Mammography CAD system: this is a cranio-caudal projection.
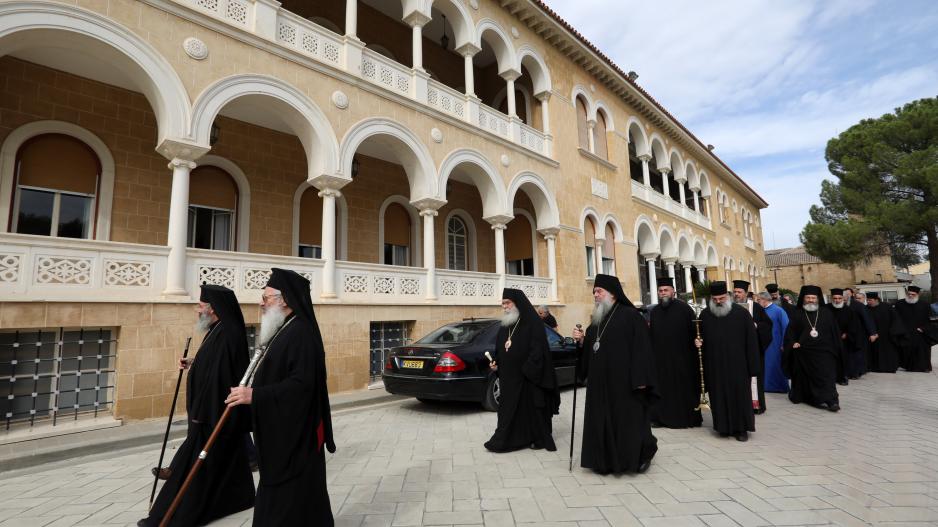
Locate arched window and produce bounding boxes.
[383,203,411,266]
[188,166,238,251]
[628,133,643,183]
[594,111,609,160]
[505,214,534,276]
[584,217,597,277]
[297,186,340,259]
[649,153,664,194]
[602,224,616,275]
[446,215,468,271]
[11,134,100,239]
[576,96,589,151]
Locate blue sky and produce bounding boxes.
[545,0,938,249]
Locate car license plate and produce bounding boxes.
[401,359,423,369]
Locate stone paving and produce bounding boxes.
[1,365,937,526]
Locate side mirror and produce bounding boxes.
[563,337,576,347]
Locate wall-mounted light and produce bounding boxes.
[351,155,361,179]
[440,15,450,49]
[210,122,221,146]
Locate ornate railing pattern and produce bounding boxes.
[361,49,411,97]
[276,11,343,67]
[426,80,466,121]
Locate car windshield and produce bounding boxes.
[417,321,493,345]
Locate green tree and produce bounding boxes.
[801,96,938,297]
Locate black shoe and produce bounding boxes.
[735,431,749,442]
[828,403,840,412]
[754,408,765,415]
[837,381,848,386]
[151,467,171,480]
[818,402,830,410]
[637,460,652,473]
[137,520,151,527]
[650,421,661,428]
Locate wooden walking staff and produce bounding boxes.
[690,289,710,411]
[149,337,191,509]
[569,323,582,472]
[158,345,268,527]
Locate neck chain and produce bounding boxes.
[593,303,619,353]
[504,319,521,351]
[805,310,819,338]
[247,315,295,385]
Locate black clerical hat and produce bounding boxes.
[866,291,879,299]
[907,285,921,293]
[732,280,750,291]
[656,277,674,288]
[709,281,728,295]
[267,268,316,327]
[593,274,633,307]
[830,288,844,296]
[199,284,246,339]
[797,285,824,307]
[766,283,779,293]
[502,288,539,324]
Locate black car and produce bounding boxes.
[383,318,579,411]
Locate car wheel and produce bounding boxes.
[482,376,500,412]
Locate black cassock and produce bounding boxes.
[485,320,559,452]
[700,305,759,436]
[251,316,335,527]
[826,305,860,383]
[848,301,875,376]
[648,300,702,428]
[144,321,255,527]
[894,300,933,372]
[783,308,841,408]
[578,305,658,474]
[868,304,906,373]
[746,302,773,412]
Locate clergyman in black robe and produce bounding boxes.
[782,285,842,412]
[844,288,876,378]
[141,285,255,527]
[485,288,559,452]
[697,281,759,442]
[825,289,860,385]
[226,268,335,527]
[894,286,933,372]
[867,292,906,373]
[733,280,772,414]
[648,277,701,429]
[767,283,797,321]
[574,274,658,474]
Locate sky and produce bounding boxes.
[544,0,938,249]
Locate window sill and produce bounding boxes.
[578,148,617,170]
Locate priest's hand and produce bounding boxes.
[841,333,847,340]
[226,387,252,407]
[793,343,801,349]
[572,327,585,343]
[489,361,498,371]
[178,357,193,370]
[870,334,879,343]
[694,338,703,348]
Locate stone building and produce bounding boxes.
[0,0,768,427]
[765,246,895,295]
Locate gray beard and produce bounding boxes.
[832,302,845,309]
[259,305,288,347]
[803,303,819,312]
[591,297,614,326]
[906,296,919,304]
[658,296,671,307]
[709,299,732,318]
[195,312,213,334]
[500,308,520,327]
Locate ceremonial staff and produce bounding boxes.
[149,337,191,509]
[569,323,582,472]
[690,289,710,411]
[159,345,267,527]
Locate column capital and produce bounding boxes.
[156,138,209,163]
[167,158,196,170]
[403,11,431,28]
[637,154,652,163]
[679,260,696,267]
[662,257,678,265]
[485,214,514,229]
[538,227,560,239]
[317,188,342,199]
[456,42,482,57]
[499,68,522,82]
[535,90,552,102]
[659,167,671,175]
[641,251,660,259]
[310,173,351,192]
[411,197,446,213]
[587,119,597,130]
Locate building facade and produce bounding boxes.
[765,246,896,298]
[0,0,768,427]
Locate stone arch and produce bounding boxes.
[571,85,594,113]
[706,243,719,267]
[426,0,474,49]
[685,162,700,190]
[438,148,508,219]
[626,117,650,157]
[669,149,686,182]
[658,225,678,259]
[507,171,560,230]
[0,1,190,146]
[442,208,478,271]
[475,19,516,73]
[517,46,551,95]
[492,83,533,123]
[693,239,706,266]
[634,215,658,255]
[699,171,712,197]
[511,207,540,276]
[601,214,625,243]
[677,233,693,263]
[291,181,348,259]
[196,155,251,252]
[0,120,115,239]
[341,117,437,200]
[377,195,422,266]
[192,74,340,179]
[649,134,669,170]
[593,102,615,131]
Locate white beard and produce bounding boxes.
[803,303,819,312]
[500,307,520,327]
[659,296,671,307]
[195,312,213,334]
[708,299,732,318]
[832,301,844,309]
[259,305,288,347]
[591,297,615,326]
[906,296,919,304]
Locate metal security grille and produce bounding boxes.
[369,322,409,381]
[0,328,116,430]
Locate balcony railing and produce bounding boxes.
[171,0,551,158]
[630,180,712,230]
[744,238,756,250]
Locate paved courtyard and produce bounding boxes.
[1,366,937,526]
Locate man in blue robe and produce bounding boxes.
[756,292,789,393]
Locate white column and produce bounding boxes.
[163,158,196,296]
[493,223,507,291]
[587,119,596,153]
[543,231,558,302]
[319,189,340,298]
[463,54,475,96]
[639,155,651,186]
[537,92,551,135]
[683,265,693,293]
[666,260,676,281]
[505,78,517,117]
[411,23,424,71]
[693,189,701,212]
[678,181,687,206]
[594,237,605,275]
[421,208,437,300]
[646,256,659,305]
[345,0,357,38]
[660,168,671,197]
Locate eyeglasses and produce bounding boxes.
[261,293,282,303]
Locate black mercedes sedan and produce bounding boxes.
[382,318,579,411]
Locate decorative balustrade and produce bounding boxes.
[276,10,343,68]
[630,181,713,230]
[518,122,547,156]
[360,49,411,97]
[436,269,499,305]
[505,275,552,305]
[477,105,511,141]
[744,238,755,250]
[336,261,425,302]
[426,79,466,121]
[185,0,252,27]
[0,234,168,301]
[187,248,324,302]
